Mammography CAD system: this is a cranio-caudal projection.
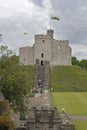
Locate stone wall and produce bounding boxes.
[51,40,71,65]
[19,46,34,65]
[26,107,75,130]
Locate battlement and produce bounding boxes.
[35,29,54,40]
[35,34,52,40]
[19,46,32,50]
[52,40,69,46]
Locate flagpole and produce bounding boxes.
[50,16,60,30]
[50,18,52,30]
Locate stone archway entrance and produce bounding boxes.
[41,60,44,66]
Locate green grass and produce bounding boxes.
[51,92,87,129]
[51,92,87,116]
[50,65,87,92]
[51,66,87,129]
[75,120,87,130]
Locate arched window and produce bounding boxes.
[41,53,44,58]
[42,40,45,42]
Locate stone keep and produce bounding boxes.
[19,30,72,66]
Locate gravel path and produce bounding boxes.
[70,116,87,120]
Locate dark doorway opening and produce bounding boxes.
[41,60,43,66]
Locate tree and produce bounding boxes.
[0,55,28,112]
[0,100,15,130]
[0,55,28,118]
[0,45,16,58]
[0,53,34,115]
[79,59,87,70]
[72,56,79,65]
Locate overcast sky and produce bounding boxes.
[0,0,87,60]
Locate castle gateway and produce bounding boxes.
[19,30,72,66]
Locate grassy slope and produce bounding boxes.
[51,92,87,130]
[50,65,87,92]
[50,66,87,130]
[51,92,87,116]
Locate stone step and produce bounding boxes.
[34,64,50,89]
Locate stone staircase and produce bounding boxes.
[44,62,50,89]
[18,61,75,130]
[34,61,50,90]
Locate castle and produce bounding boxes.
[19,30,72,66]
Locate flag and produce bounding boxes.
[51,16,60,20]
[24,32,28,35]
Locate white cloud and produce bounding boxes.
[0,0,34,18]
[0,0,53,53]
[0,0,87,59]
[42,0,52,11]
[71,44,87,60]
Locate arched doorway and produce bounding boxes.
[41,60,44,66]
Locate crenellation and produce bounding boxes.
[35,35,44,39]
[35,35,52,40]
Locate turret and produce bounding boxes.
[47,29,54,39]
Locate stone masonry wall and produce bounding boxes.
[19,46,34,65]
[51,40,72,65]
[34,34,52,65]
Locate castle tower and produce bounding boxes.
[34,30,53,66]
[19,30,72,66]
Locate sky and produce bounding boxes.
[0,0,87,60]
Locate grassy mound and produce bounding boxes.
[50,65,87,92]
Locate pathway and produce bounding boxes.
[25,90,52,109]
[70,116,87,120]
